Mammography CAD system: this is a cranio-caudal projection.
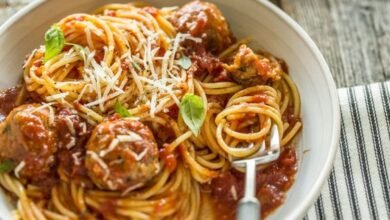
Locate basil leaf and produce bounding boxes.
[44,26,65,62]
[180,94,205,135]
[177,56,192,70]
[0,160,14,173]
[114,100,132,118]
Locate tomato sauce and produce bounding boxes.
[251,94,268,103]
[166,104,179,119]
[0,87,21,121]
[159,147,178,172]
[98,199,118,219]
[143,7,159,17]
[205,148,297,219]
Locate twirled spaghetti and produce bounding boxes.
[0,1,302,219]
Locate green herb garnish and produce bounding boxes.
[114,100,132,118]
[180,94,206,135]
[44,25,65,62]
[0,160,14,173]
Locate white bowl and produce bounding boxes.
[0,0,340,219]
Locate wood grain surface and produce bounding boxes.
[276,0,390,88]
[1,0,389,219]
[2,0,390,88]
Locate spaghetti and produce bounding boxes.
[0,1,302,219]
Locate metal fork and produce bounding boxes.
[233,124,280,220]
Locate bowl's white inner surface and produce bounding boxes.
[0,0,337,219]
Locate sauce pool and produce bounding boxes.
[0,87,21,121]
[204,148,298,219]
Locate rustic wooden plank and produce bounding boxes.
[280,0,390,88]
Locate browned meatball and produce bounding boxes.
[0,104,57,181]
[223,45,282,86]
[171,0,234,54]
[85,118,160,192]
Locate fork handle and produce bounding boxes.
[236,160,260,220]
[237,197,260,220]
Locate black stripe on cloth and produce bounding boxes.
[314,195,325,220]
[381,83,390,141]
[380,83,390,219]
[365,86,390,219]
[348,88,379,219]
[328,168,343,219]
[339,111,361,220]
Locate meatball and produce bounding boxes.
[85,118,160,192]
[223,45,282,86]
[0,104,57,181]
[171,0,234,54]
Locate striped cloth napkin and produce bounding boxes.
[305,82,390,220]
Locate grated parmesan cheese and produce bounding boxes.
[121,182,144,196]
[230,185,238,201]
[82,51,125,112]
[45,92,69,102]
[109,158,124,166]
[14,161,26,179]
[40,27,202,123]
[99,138,119,157]
[122,33,199,117]
[72,152,82,165]
[125,148,149,162]
[48,106,55,126]
[99,131,143,157]
[107,180,118,190]
[64,117,76,136]
[87,151,110,181]
[79,122,87,135]
[117,132,142,142]
[65,137,76,149]
[31,102,54,113]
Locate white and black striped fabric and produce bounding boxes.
[305,82,390,220]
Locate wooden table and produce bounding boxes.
[2,0,390,88]
[272,0,390,88]
[2,0,389,219]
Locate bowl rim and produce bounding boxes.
[0,0,341,219]
[255,0,340,219]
